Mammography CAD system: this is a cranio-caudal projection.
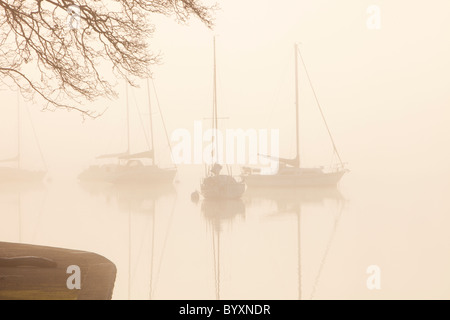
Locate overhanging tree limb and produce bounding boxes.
[0,0,216,117]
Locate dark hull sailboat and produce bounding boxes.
[201,174,246,200]
[200,38,246,200]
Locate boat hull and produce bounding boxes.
[108,166,177,185]
[201,175,246,199]
[79,165,177,185]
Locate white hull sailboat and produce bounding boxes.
[242,44,347,188]
[0,93,46,184]
[109,159,176,184]
[79,159,176,185]
[78,79,176,185]
[243,167,346,188]
[200,38,246,200]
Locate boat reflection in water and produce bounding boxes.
[244,186,346,300]
[80,179,176,300]
[245,186,344,211]
[79,180,176,214]
[0,181,119,300]
[200,198,245,300]
[0,181,47,244]
[113,183,176,215]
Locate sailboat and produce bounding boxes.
[199,37,246,200]
[77,83,133,183]
[78,79,177,184]
[108,79,177,184]
[242,44,348,187]
[0,93,46,184]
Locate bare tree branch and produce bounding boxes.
[0,0,216,117]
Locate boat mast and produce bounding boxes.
[17,91,21,169]
[295,43,300,169]
[212,36,218,165]
[147,79,155,165]
[126,82,130,155]
[211,37,232,175]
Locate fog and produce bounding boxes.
[1,0,449,299]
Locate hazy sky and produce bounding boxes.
[1,1,450,300]
[0,0,449,180]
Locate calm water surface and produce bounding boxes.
[1,168,449,300]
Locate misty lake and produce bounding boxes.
[1,167,449,300]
